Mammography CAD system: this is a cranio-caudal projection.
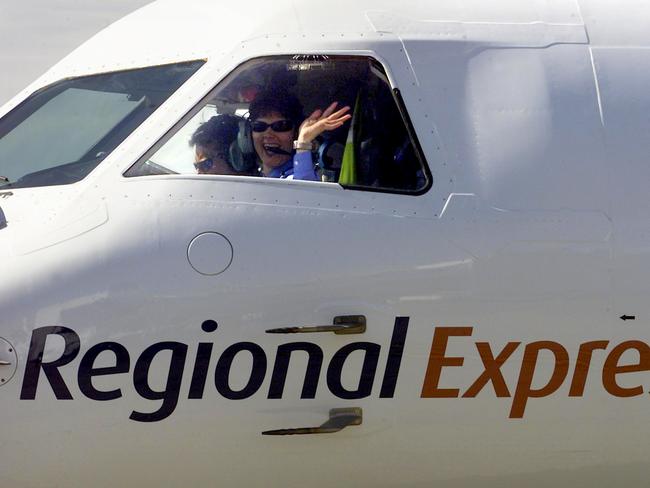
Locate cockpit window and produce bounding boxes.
[126,56,430,194]
[0,61,204,189]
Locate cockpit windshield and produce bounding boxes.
[0,61,204,190]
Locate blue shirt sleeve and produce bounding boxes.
[292,151,318,181]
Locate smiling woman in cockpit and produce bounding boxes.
[248,88,351,180]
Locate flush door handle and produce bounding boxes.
[265,315,366,335]
[262,408,362,436]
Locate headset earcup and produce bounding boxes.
[228,118,257,173]
[238,119,255,156]
[229,140,257,173]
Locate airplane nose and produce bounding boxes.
[0,338,17,386]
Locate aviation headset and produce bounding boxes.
[229,118,257,173]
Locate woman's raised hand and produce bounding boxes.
[297,102,352,144]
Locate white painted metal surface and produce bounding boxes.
[1,0,650,486]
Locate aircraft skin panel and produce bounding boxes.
[589,46,650,365]
[0,177,628,486]
[0,176,618,486]
[578,0,650,47]
[399,41,608,211]
[1,0,650,486]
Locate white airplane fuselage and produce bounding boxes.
[1,0,650,486]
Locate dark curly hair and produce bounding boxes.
[189,114,240,160]
[248,88,303,125]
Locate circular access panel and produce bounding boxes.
[0,338,17,386]
[187,232,233,276]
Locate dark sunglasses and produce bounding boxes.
[251,119,294,133]
[194,158,214,172]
